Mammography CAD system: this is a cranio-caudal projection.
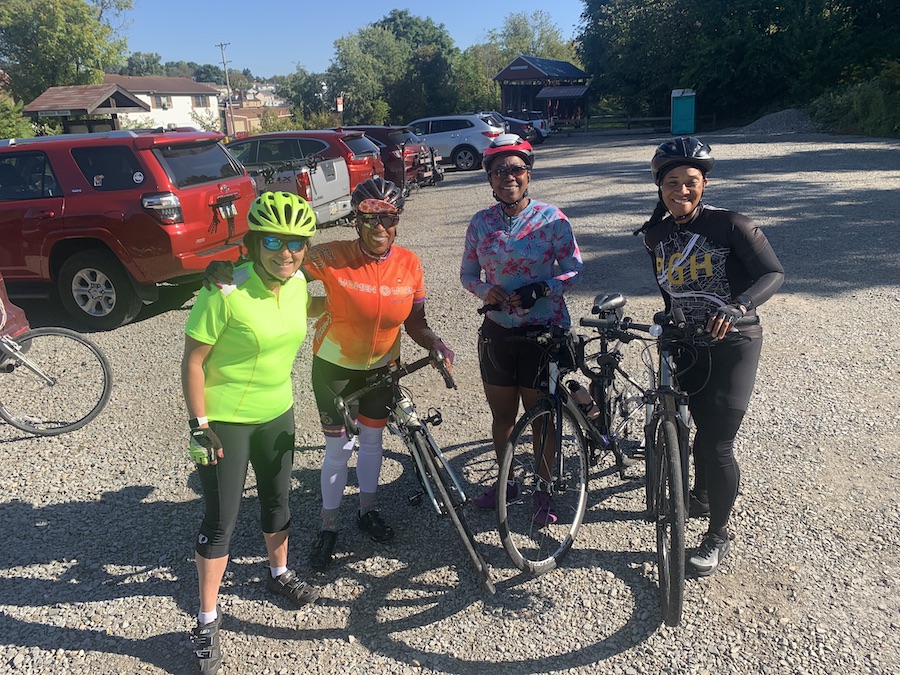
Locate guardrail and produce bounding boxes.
[551,113,717,135]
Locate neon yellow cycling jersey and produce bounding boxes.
[185,262,308,424]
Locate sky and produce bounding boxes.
[122,1,587,79]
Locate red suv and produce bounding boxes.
[0,129,255,329]
[341,126,442,189]
[228,130,383,193]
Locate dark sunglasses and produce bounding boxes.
[357,213,400,229]
[490,165,530,178]
[261,236,307,253]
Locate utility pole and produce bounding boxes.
[215,42,236,136]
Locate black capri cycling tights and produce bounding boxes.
[690,407,745,533]
[195,408,295,559]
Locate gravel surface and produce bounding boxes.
[2,118,899,674]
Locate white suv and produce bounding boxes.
[407,114,503,171]
[517,111,551,143]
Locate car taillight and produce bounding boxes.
[142,192,183,224]
[482,132,501,138]
[296,171,313,202]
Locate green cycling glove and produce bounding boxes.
[189,427,222,465]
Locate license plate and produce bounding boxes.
[217,202,237,219]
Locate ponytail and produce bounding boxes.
[633,199,669,236]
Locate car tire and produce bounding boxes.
[452,146,479,171]
[57,250,142,330]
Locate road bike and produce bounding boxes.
[334,351,496,594]
[583,300,758,626]
[494,293,645,576]
[0,326,113,436]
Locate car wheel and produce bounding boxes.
[452,146,479,171]
[57,250,142,330]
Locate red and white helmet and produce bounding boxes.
[483,134,534,172]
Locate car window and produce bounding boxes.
[388,130,421,145]
[342,136,380,157]
[297,139,328,157]
[227,141,257,164]
[255,139,299,164]
[409,122,429,136]
[72,146,145,191]
[431,119,472,133]
[153,141,243,188]
[0,152,60,200]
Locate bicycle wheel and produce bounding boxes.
[0,327,113,436]
[498,398,588,575]
[655,419,686,626]
[411,430,496,594]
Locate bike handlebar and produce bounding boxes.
[333,351,456,436]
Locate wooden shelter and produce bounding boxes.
[494,56,589,125]
[23,84,150,133]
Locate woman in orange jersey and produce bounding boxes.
[304,177,454,572]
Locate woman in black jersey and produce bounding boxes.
[639,137,784,576]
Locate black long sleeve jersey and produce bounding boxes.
[643,204,784,339]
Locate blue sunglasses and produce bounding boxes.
[261,236,307,253]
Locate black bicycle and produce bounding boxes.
[0,326,113,435]
[494,294,645,576]
[583,300,757,626]
[334,351,496,594]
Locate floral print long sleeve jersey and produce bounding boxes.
[460,200,583,329]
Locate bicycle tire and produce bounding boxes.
[655,419,686,626]
[0,327,113,436]
[498,398,588,575]
[411,430,496,594]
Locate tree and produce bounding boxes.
[165,60,199,78]
[452,45,503,113]
[488,11,580,66]
[193,64,225,85]
[0,0,127,104]
[122,51,164,76]
[0,92,34,138]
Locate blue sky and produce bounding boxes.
[122,1,586,78]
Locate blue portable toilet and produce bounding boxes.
[671,89,696,135]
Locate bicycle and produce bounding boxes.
[493,293,645,577]
[334,351,496,595]
[0,327,113,436]
[582,300,758,626]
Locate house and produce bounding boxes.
[494,56,590,126]
[102,75,221,130]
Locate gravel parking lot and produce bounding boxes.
[2,120,899,674]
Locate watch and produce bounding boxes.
[188,416,209,430]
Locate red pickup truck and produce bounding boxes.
[0,129,256,329]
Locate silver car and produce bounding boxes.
[407,114,504,171]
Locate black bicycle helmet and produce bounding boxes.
[650,137,714,185]
[351,176,405,213]
[483,133,534,172]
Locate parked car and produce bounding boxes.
[0,128,255,329]
[407,114,504,171]
[225,134,352,228]
[230,130,382,193]
[502,116,539,144]
[514,111,551,143]
[341,125,442,189]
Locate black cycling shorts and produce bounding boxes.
[674,335,763,413]
[477,318,553,389]
[311,355,392,428]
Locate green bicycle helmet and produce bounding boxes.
[247,191,317,236]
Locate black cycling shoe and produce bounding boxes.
[191,610,222,674]
[309,530,338,572]
[265,569,321,608]
[689,490,710,519]
[357,510,395,542]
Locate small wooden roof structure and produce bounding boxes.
[494,56,589,84]
[493,56,590,123]
[23,84,150,119]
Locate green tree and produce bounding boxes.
[194,64,225,85]
[0,92,34,138]
[488,11,580,65]
[0,0,127,104]
[165,60,199,78]
[451,45,503,113]
[122,51,164,76]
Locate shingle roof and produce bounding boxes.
[535,85,589,100]
[23,84,150,116]
[103,75,219,96]
[518,56,587,79]
[494,55,588,82]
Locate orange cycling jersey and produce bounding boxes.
[304,239,425,369]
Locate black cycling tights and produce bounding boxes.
[690,406,745,534]
[195,409,295,559]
